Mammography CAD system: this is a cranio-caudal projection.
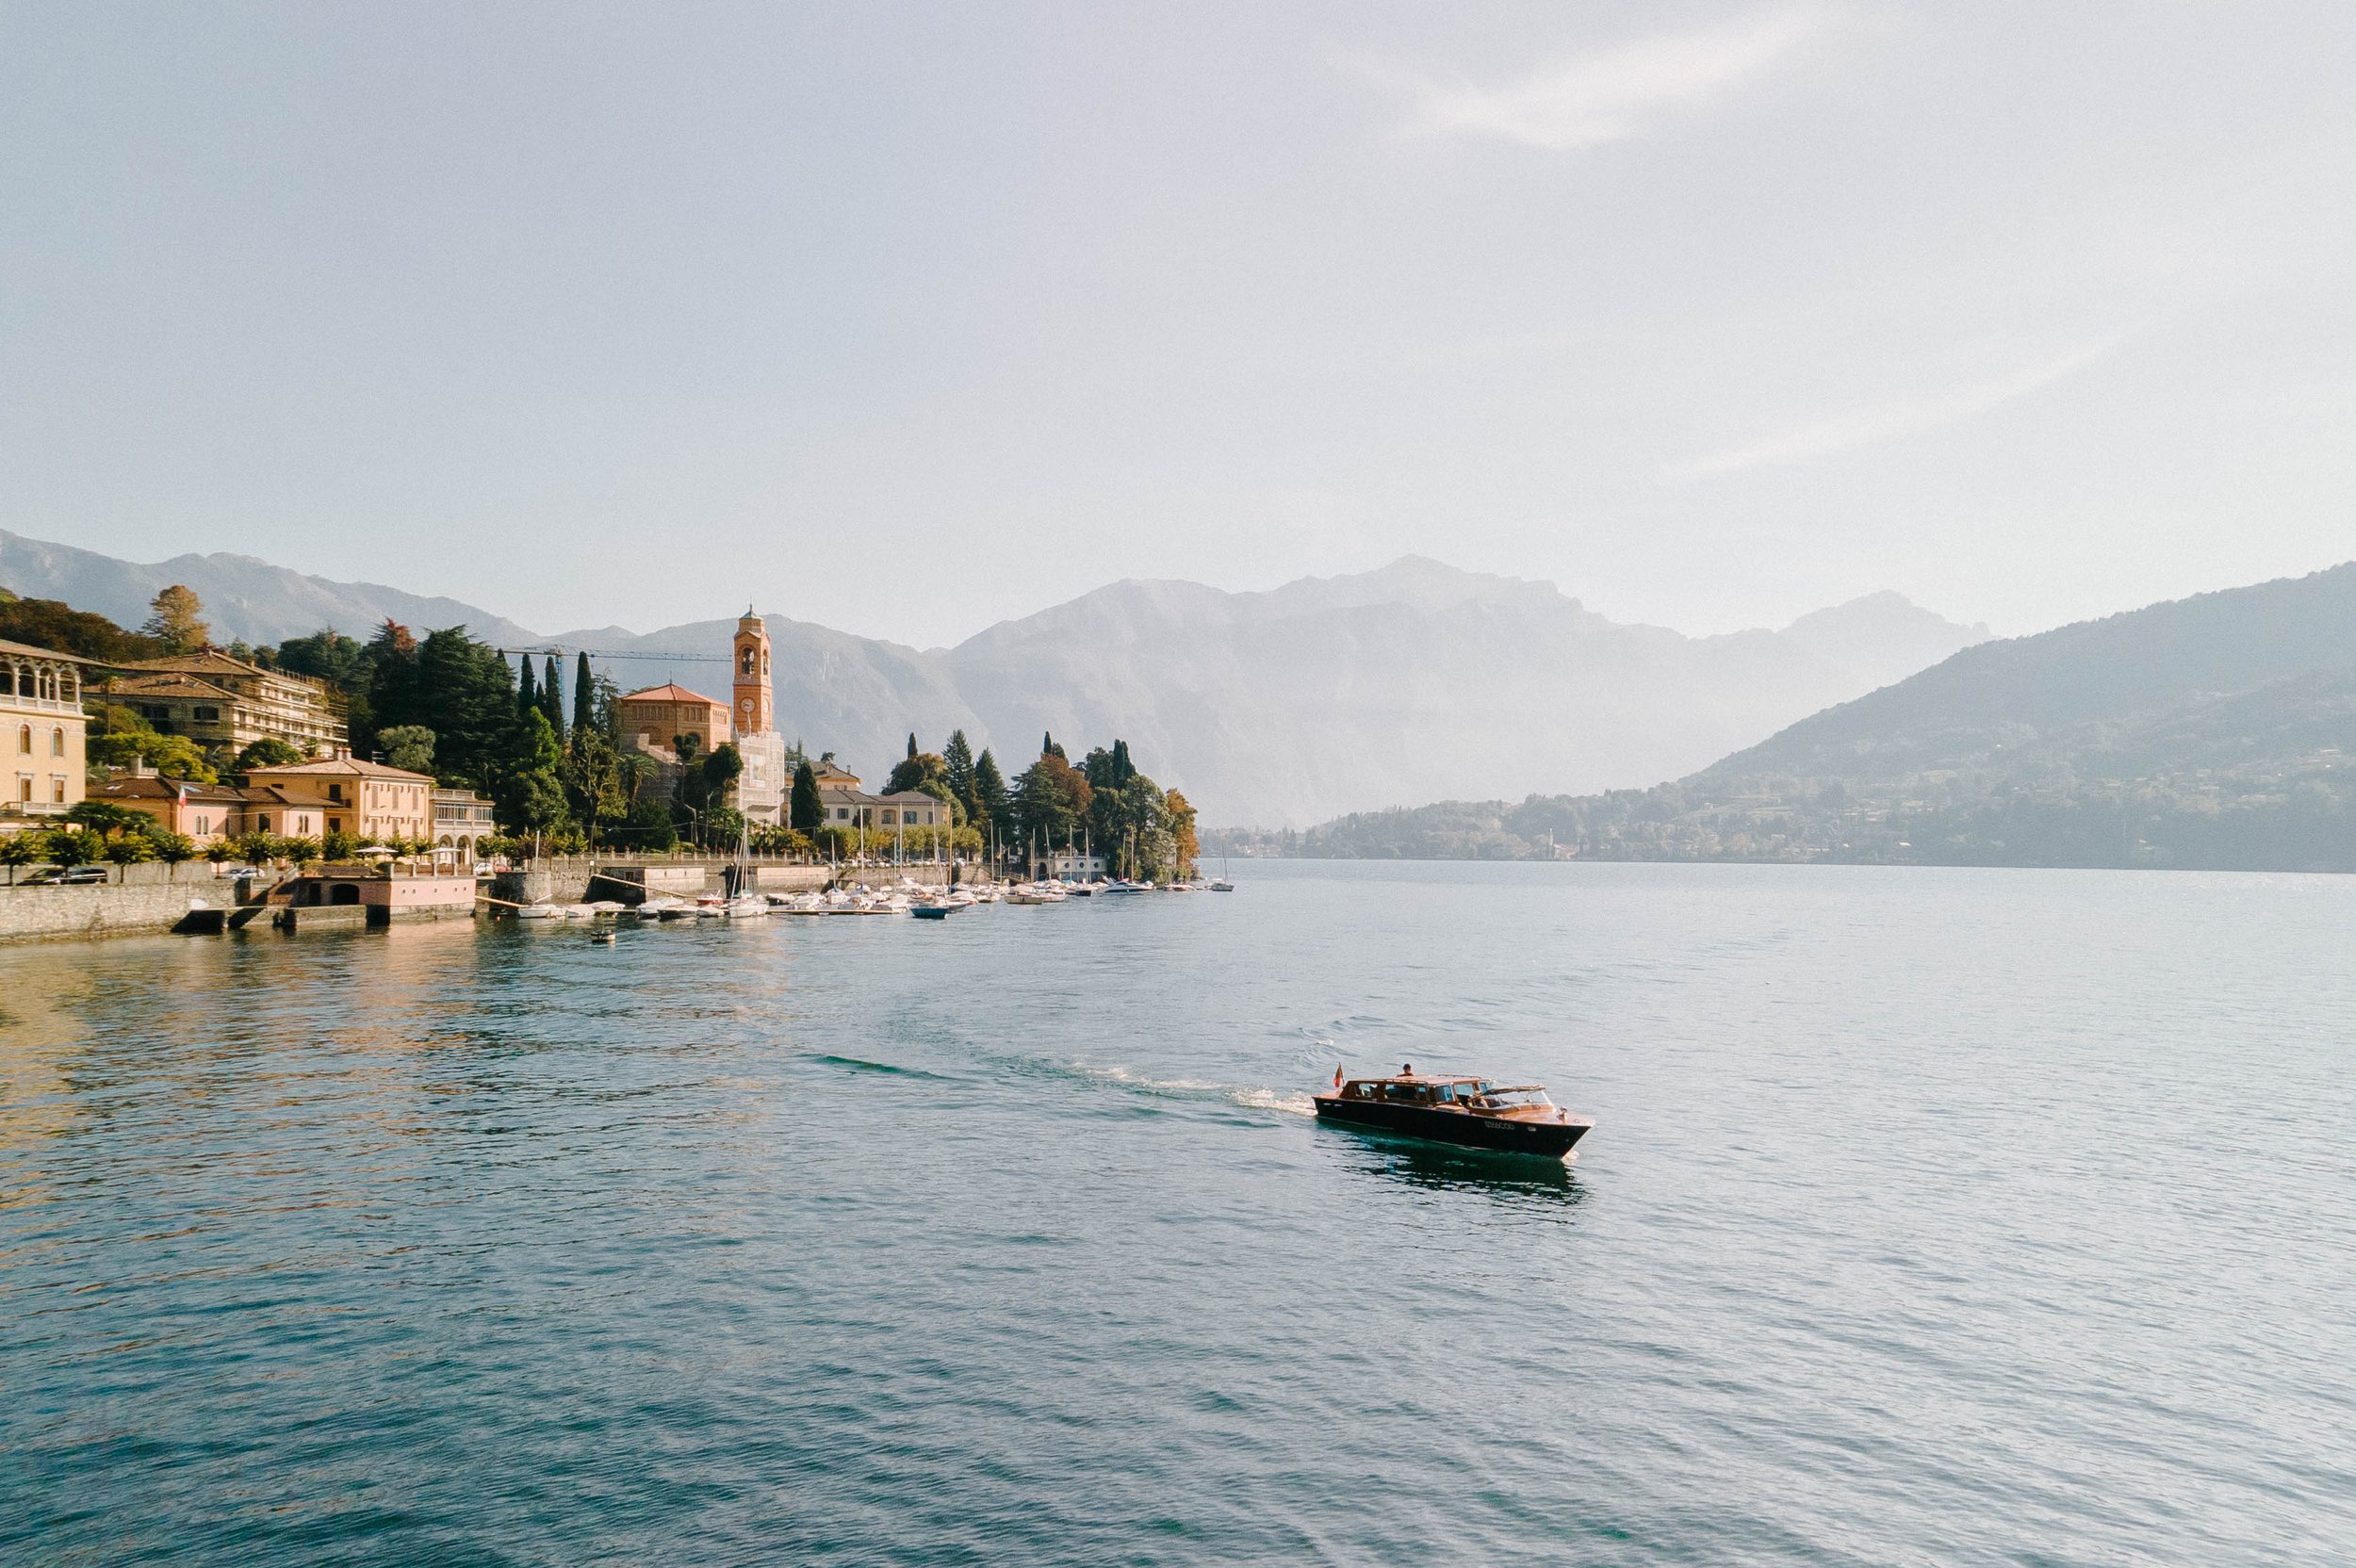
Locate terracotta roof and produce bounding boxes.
[91,775,249,805]
[617,683,725,707]
[0,637,93,663]
[117,650,269,678]
[242,756,434,782]
[810,760,861,782]
[106,671,242,701]
[816,786,950,809]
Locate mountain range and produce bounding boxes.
[0,528,1988,825]
[1261,564,2356,872]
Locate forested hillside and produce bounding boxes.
[1238,565,2356,873]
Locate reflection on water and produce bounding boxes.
[1319,1121,1587,1208]
[3,862,2352,1566]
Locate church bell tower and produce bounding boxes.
[733,608,773,736]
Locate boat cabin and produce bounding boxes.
[1330,1076,1556,1114]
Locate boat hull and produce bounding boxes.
[1312,1096,1592,1160]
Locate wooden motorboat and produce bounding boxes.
[1313,1070,1593,1161]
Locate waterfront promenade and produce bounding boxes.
[0,852,983,944]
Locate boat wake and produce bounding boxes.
[1076,1064,1318,1119]
[1231,1087,1318,1118]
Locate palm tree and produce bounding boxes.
[618,751,661,808]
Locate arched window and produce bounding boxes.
[16,724,27,755]
[51,727,64,757]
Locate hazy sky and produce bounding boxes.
[4,2,2352,645]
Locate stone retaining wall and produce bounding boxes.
[0,865,227,942]
[494,859,975,907]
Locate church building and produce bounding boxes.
[729,609,788,825]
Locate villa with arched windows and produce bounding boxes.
[1,637,90,825]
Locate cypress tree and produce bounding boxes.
[515,656,536,721]
[540,654,564,738]
[572,651,596,738]
[907,732,919,760]
[790,760,823,832]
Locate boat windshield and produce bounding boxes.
[1465,1086,1551,1108]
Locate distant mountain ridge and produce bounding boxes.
[2,529,1988,824]
[1260,564,2356,872]
[545,558,1988,824]
[0,529,542,649]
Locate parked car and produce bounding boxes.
[25,865,108,886]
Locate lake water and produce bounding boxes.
[2,861,2351,1565]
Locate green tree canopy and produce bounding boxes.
[2,831,53,883]
[571,651,597,738]
[620,792,678,849]
[497,708,567,838]
[232,738,303,775]
[0,596,162,662]
[942,729,976,820]
[377,628,516,792]
[67,800,150,836]
[1083,740,1138,792]
[539,655,564,738]
[973,748,1009,850]
[274,630,368,687]
[886,747,947,794]
[790,760,824,832]
[88,708,218,783]
[1013,750,1091,849]
[378,725,435,776]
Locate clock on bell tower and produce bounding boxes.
[732,607,773,736]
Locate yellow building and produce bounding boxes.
[432,789,498,864]
[101,650,346,757]
[239,754,437,842]
[86,770,253,845]
[2,637,90,824]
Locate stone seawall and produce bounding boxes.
[494,860,976,906]
[0,859,985,939]
[0,863,230,942]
